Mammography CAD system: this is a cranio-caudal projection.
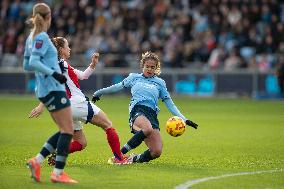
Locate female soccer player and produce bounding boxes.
[29,37,130,165]
[23,3,77,183]
[92,51,198,163]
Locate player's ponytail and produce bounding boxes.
[25,18,34,29]
[30,3,51,39]
[32,13,45,38]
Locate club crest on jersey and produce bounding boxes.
[35,40,43,49]
[61,97,67,104]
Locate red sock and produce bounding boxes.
[106,127,123,160]
[69,140,83,154]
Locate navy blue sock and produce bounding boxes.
[134,149,154,163]
[121,130,146,154]
[40,132,60,158]
[55,133,73,170]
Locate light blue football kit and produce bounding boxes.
[94,73,187,121]
[23,32,65,98]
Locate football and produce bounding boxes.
[166,116,186,137]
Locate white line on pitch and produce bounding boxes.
[174,169,284,189]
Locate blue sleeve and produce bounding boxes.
[164,98,187,121]
[93,82,124,97]
[23,57,34,71]
[29,33,54,75]
[159,79,171,101]
[121,73,134,88]
[23,38,33,71]
[29,55,54,75]
[31,33,49,57]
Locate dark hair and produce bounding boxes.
[51,37,66,60]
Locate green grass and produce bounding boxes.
[0,95,284,189]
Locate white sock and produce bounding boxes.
[35,153,45,164]
[53,168,63,176]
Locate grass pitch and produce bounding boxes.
[0,95,283,189]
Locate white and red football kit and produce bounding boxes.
[57,59,125,162]
[59,59,100,130]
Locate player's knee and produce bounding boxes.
[101,119,113,130]
[151,148,162,158]
[142,127,154,136]
[81,141,87,149]
[106,119,112,127]
[60,127,74,135]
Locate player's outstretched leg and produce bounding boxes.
[128,149,155,163]
[90,110,131,164]
[120,130,147,154]
[105,127,124,160]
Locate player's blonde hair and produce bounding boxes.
[140,51,161,75]
[27,3,51,39]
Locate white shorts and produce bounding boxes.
[70,100,101,131]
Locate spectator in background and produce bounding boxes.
[208,45,225,69]
[224,49,241,71]
[0,0,283,70]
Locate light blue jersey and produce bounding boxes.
[23,32,65,98]
[122,73,169,113]
[94,73,187,121]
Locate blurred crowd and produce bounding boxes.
[0,0,284,71]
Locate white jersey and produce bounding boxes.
[59,59,90,103]
[59,59,100,130]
